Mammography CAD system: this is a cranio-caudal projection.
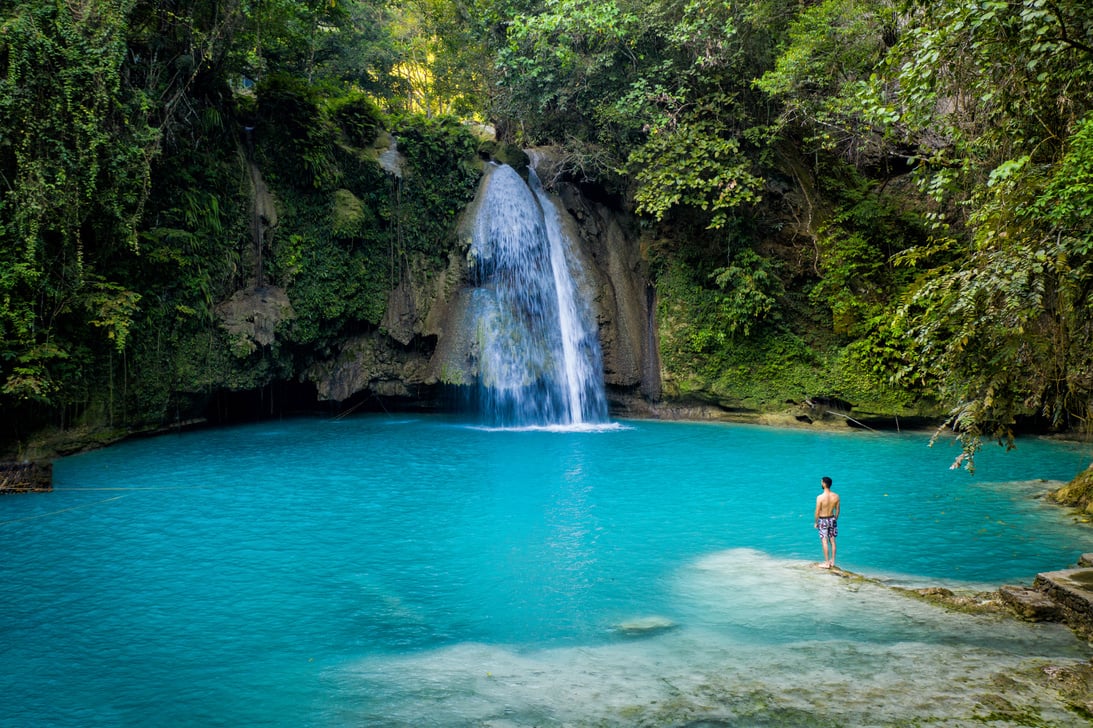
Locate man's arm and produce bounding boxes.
[834,496,841,519]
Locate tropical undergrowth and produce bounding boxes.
[647,149,934,420]
[0,3,482,455]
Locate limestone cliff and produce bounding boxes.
[302,153,660,409]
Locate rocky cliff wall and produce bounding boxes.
[302,155,659,410]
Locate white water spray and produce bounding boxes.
[468,163,608,427]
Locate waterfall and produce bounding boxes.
[468,163,608,428]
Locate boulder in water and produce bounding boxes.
[615,615,677,636]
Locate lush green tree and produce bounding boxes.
[750,0,1093,462]
[7,0,1093,463]
[236,0,347,81]
[0,1,152,412]
[385,0,490,117]
[493,0,646,159]
[756,0,904,167]
[492,0,780,214]
[874,0,1093,464]
[0,0,261,432]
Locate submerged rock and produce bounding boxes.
[615,615,677,636]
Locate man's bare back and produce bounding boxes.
[815,490,840,518]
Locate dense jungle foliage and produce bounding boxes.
[1,0,1092,468]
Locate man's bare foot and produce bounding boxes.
[818,563,832,569]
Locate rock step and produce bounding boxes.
[1032,568,1093,629]
[999,585,1063,622]
[998,555,1093,636]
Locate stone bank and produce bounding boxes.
[1002,553,1093,639]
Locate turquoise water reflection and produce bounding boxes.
[2,415,1092,726]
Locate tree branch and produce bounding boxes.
[1045,2,1093,57]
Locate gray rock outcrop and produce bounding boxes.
[306,153,660,407]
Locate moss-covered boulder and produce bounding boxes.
[477,139,529,172]
[1049,463,1093,514]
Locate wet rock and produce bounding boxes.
[904,586,1005,614]
[1033,569,1093,633]
[375,132,404,178]
[999,584,1063,622]
[0,461,52,493]
[1040,662,1093,718]
[381,278,417,346]
[1048,464,1093,514]
[306,333,429,402]
[615,615,677,636]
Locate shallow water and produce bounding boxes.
[2,415,1092,726]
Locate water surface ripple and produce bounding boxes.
[2,415,1092,726]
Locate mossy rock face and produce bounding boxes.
[477,140,528,172]
[495,143,529,171]
[331,188,365,236]
[1050,464,1093,512]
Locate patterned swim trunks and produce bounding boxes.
[817,516,837,539]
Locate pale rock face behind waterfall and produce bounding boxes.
[307,151,659,415]
[466,163,608,427]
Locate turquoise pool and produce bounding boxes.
[2,415,1092,726]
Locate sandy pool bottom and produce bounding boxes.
[329,549,1093,727]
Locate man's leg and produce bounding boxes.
[829,538,836,567]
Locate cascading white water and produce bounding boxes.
[468,163,608,427]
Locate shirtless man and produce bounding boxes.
[814,476,840,568]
